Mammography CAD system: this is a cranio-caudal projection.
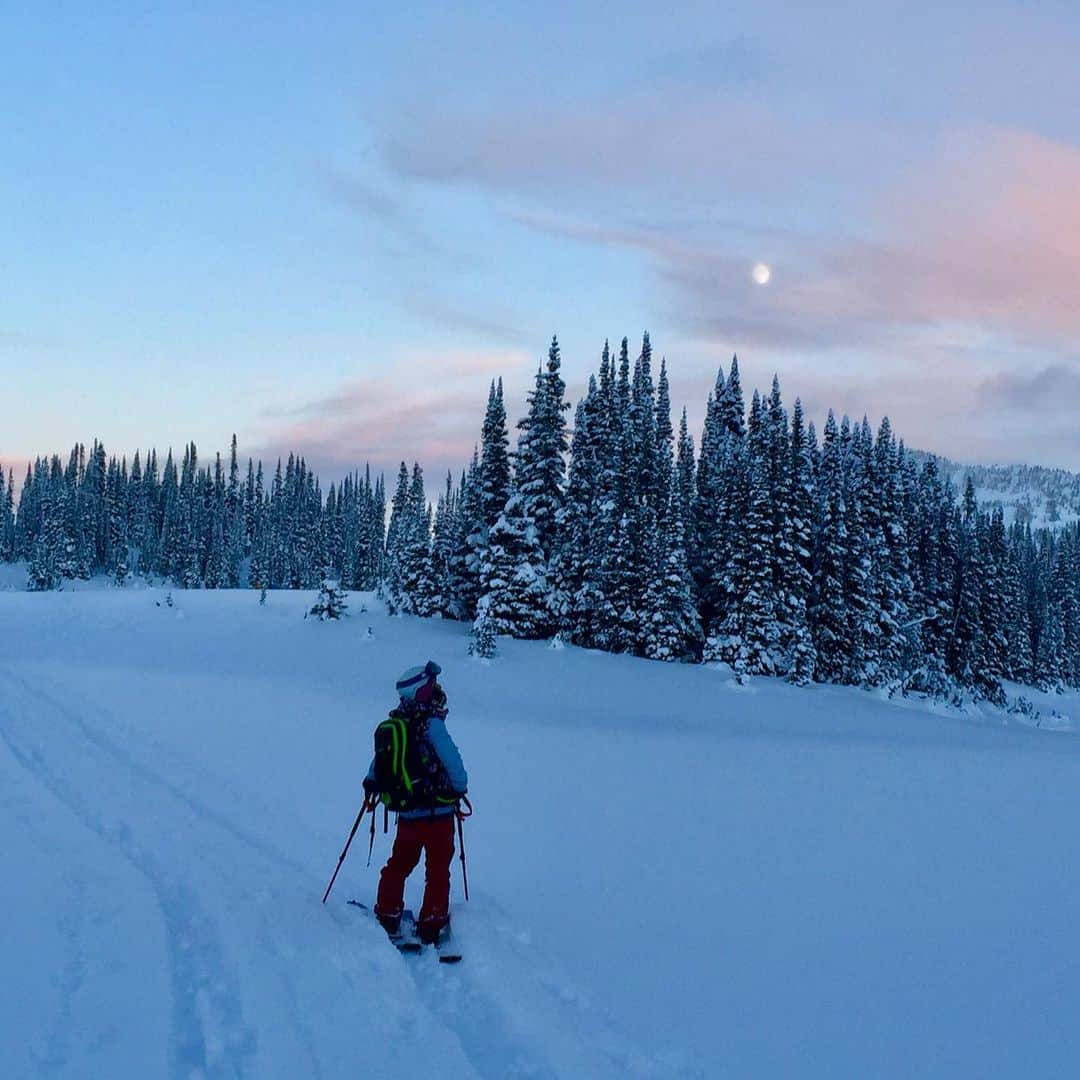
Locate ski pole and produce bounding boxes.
[322,797,371,904]
[366,801,378,867]
[456,797,473,902]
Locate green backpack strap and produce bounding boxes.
[377,716,414,805]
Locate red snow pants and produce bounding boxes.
[375,815,455,936]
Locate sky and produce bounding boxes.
[3,2,1080,488]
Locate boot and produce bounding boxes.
[417,915,448,945]
[375,910,401,937]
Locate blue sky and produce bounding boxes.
[3,2,1080,484]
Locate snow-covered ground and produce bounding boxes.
[4,588,1080,1078]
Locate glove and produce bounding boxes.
[362,777,377,797]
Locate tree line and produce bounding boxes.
[4,334,1080,698]
[1,437,384,594]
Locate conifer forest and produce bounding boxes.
[4,335,1078,699]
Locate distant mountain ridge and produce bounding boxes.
[911,452,1080,529]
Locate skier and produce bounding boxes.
[363,660,468,945]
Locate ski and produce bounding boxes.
[347,900,461,962]
[346,900,422,953]
[397,908,424,954]
[434,926,462,964]
[405,908,463,963]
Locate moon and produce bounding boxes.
[752,262,771,286]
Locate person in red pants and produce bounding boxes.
[363,661,468,944]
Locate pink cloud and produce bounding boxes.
[0,457,30,504]
[0,455,30,482]
[254,348,535,484]
[408,347,532,379]
[788,129,1080,343]
[510,127,1080,359]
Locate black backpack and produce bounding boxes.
[371,707,455,813]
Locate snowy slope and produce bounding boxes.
[3,589,1080,1078]
[921,454,1080,529]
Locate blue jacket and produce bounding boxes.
[366,715,468,820]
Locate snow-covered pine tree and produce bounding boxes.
[55,454,82,582]
[516,335,569,568]
[843,420,881,685]
[557,384,597,643]
[809,412,849,681]
[448,452,482,620]
[243,457,257,558]
[978,507,1010,683]
[574,341,621,649]
[478,350,567,641]
[13,463,38,561]
[1044,536,1077,688]
[106,456,130,585]
[1003,522,1035,683]
[354,468,384,591]
[639,355,700,661]
[622,333,662,653]
[642,479,701,662]
[945,502,986,691]
[0,468,16,562]
[248,492,271,593]
[83,440,107,573]
[718,390,779,678]
[694,379,722,638]
[762,377,808,677]
[867,420,912,688]
[324,482,342,584]
[469,603,497,658]
[920,458,957,695]
[475,489,549,639]
[557,369,617,648]
[126,451,144,576]
[383,462,411,612]
[594,342,643,654]
[835,418,873,685]
[512,336,569,634]
[424,472,456,618]
[53,447,84,581]
[460,381,513,620]
[178,444,202,588]
[139,450,161,576]
[654,357,675,528]
[786,398,817,684]
[397,465,433,615]
[225,435,243,587]
[1036,590,1066,689]
[309,574,349,620]
[203,453,228,589]
[699,360,752,663]
[480,378,511,531]
[158,449,179,581]
[0,469,6,562]
[27,472,62,591]
[675,408,696,555]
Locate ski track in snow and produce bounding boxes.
[400,905,701,1080]
[0,665,259,1079]
[1,660,677,1079]
[37,875,87,1073]
[345,897,692,1079]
